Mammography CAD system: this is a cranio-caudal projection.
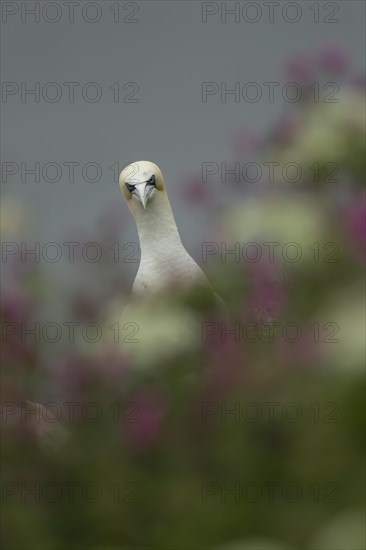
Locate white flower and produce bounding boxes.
[222,195,327,267]
[308,510,366,549]
[320,284,365,372]
[108,296,201,370]
[270,88,365,171]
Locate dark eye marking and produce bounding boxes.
[125,182,135,193]
[146,175,156,186]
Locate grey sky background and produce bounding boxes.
[1,0,365,303]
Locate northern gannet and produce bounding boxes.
[119,160,222,302]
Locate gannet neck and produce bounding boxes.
[134,192,183,255]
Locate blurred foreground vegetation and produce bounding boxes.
[1,48,365,549]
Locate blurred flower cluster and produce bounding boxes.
[1,48,365,550]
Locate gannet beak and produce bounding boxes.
[134,182,149,209]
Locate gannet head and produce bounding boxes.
[119,160,165,210]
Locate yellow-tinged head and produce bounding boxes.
[119,160,165,210]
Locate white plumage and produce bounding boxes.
[119,161,219,299]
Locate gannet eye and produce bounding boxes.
[147,175,156,186]
[126,182,135,193]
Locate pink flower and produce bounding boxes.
[272,112,300,147]
[245,260,287,322]
[1,291,37,364]
[182,178,209,204]
[230,128,262,155]
[274,326,327,368]
[351,74,366,92]
[49,357,98,405]
[71,294,101,321]
[10,249,38,279]
[92,351,131,388]
[286,55,317,84]
[319,47,349,74]
[345,195,366,261]
[1,289,34,323]
[122,390,166,451]
[201,313,246,397]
